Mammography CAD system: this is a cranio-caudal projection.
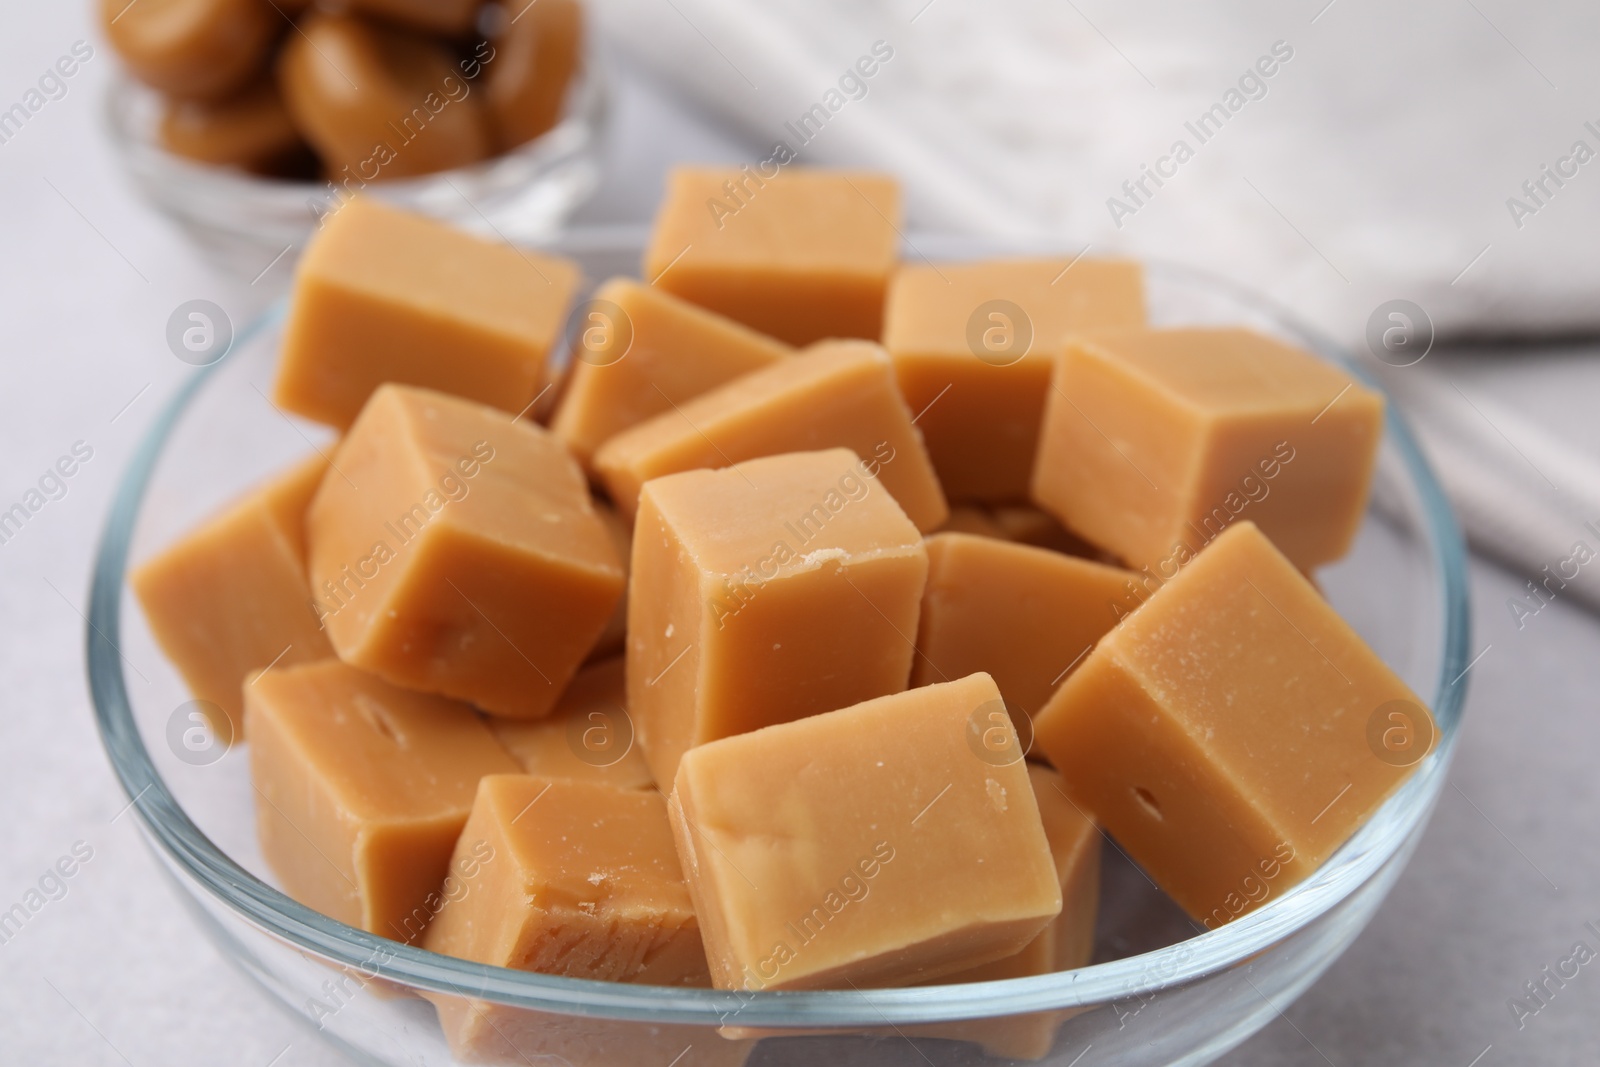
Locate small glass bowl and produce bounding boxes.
[103,49,608,279]
[88,232,1471,1067]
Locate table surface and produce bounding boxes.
[2,8,1597,1067]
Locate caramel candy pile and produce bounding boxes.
[100,0,585,179]
[135,165,1433,1063]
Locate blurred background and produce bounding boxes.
[2,0,1598,1063]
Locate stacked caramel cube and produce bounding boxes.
[134,165,1431,1064]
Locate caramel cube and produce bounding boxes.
[133,453,333,739]
[630,449,928,786]
[275,199,580,429]
[424,775,708,984]
[1033,522,1435,926]
[245,659,520,941]
[487,658,654,790]
[1031,327,1384,572]
[307,385,624,719]
[550,277,793,466]
[644,167,900,345]
[912,533,1130,726]
[884,258,1145,501]
[594,339,948,531]
[670,672,1062,991]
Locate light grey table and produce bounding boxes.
[0,8,1593,1066]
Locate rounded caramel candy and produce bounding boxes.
[483,0,584,150]
[346,0,483,37]
[277,12,491,181]
[159,79,306,173]
[100,0,279,101]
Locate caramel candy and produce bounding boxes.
[550,277,793,467]
[245,659,520,941]
[594,339,948,531]
[644,167,901,345]
[935,506,1008,540]
[1031,327,1384,572]
[347,0,481,36]
[1033,522,1435,926]
[485,0,584,149]
[989,504,1109,559]
[307,385,624,718]
[275,198,580,429]
[912,533,1129,725]
[670,672,1063,991]
[486,658,654,789]
[589,501,632,660]
[277,12,491,182]
[101,0,277,100]
[883,258,1145,501]
[424,775,708,982]
[921,764,1100,1061]
[158,79,305,172]
[629,449,928,787]
[133,453,333,739]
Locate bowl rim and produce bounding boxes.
[87,236,1472,1028]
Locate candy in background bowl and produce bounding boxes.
[89,231,1470,1067]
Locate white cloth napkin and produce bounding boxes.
[590,0,1599,343]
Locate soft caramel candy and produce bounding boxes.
[990,504,1110,560]
[486,658,654,789]
[307,385,624,718]
[670,672,1062,991]
[884,258,1145,501]
[920,764,1100,1061]
[913,533,1129,725]
[346,0,481,36]
[550,277,793,466]
[594,339,948,531]
[1032,327,1384,572]
[485,0,584,149]
[644,168,901,345]
[935,505,1009,540]
[277,12,491,182]
[275,198,579,428]
[245,659,519,941]
[629,449,928,787]
[424,776,708,982]
[158,78,305,172]
[1033,522,1435,926]
[133,453,332,739]
[589,501,632,661]
[101,0,277,100]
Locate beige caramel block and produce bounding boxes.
[245,659,520,941]
[278,13,491,183]
[307,385,624,718]
[919,764,1100,1060]
[629,449,928,787]
[431,1001,753,1067]
[485,0,584,149]
[346,0,481,35]
[883,258,1145,502]
[1032,327,1385,572]
[276,199,578,429]
[133,453,333,739]
[670,672,1062,991]
[551,278,793,466]
[990,504,1112,560]
[644,167,901,345]
[935,505,1008,540]
[158,79,306,172]
[1033,522,1435,926]
[913,533,1130,726]
[423,775,708,984]
[101,0,277,100]
[595,339,948,531]
[487,658,653,789]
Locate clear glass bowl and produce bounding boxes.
[103,48,608,279]
[88,231,1471,1067]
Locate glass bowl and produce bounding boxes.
[103,44,608,279]
[88,231,1471,1067]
